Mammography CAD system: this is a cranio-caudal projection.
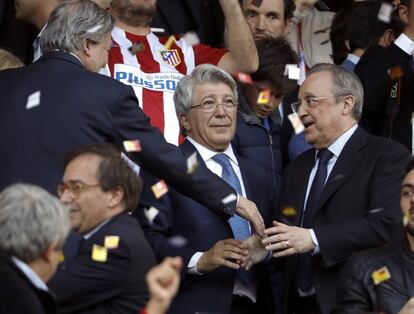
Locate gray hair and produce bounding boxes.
[308,63,364,121]
[40,0,115,54]
[0,184,70,263]
[174,64,238,136]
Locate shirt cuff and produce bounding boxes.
[309,229,320,254]
[187,252,204,275]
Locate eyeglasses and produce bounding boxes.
[190,98,238,113]
[291,95,345,113]
[57,182,102,199]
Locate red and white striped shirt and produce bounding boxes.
[103,26,227,145]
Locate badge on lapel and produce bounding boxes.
[372,266,391,285]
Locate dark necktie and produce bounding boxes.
[296,148,333,292]
[212,153,253,285]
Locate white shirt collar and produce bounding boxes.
[83,218,111,240]
[346,53,360,65]
[11,256,48,291]
[186,137,239,166]
[394,33,414,57]
[323,124,358,158]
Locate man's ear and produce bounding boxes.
[42,242,59,264]
[179,113,191,134]
[82,39,92,57]
[398,4,409,24]
[342,95,356,116]
[344,39,351,52]
[379,29,395,47]
[283,18,292,37]
[107,186,124,209]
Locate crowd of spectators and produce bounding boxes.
[1,0,414,313]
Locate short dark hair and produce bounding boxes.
[64,143,142,211]
[240,0,295,21]
[346,1,404,52]
[283,0,295,20]
[251,37,298,95]
[330,4,356,65]
[405,158,414,176]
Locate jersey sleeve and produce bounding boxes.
[193,43,228,66]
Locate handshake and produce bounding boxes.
[196,233,269,273]
[196,220,317,273]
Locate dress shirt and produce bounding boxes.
[186,137,257,302]
[83,218,111,240]
[298,124,357,296]
[346,53,360,66]
[394,33,414,57]
[304,124,358,249]
[33,24,47,62]
[12,256,49,291]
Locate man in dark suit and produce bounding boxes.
[47,143,155,313]
[332,158,414,314]
[135,64,276,314]
[0,183,71,314]
[262,64,410,314]
[0,0,265,236]
[355,0,414,150]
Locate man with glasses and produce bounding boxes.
[0,0,266,239]
[48,143,156,314]
[262,63,410,314]
[135,64,276,314]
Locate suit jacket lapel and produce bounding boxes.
[317,127,367,212]
[238,157,253,201]
[290,149,315,226]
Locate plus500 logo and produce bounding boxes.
[115,72,178,92]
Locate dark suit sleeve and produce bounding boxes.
[134,169,202,278]
[110,85,236,218]
[331,254,373,314]
[314,142,409,267]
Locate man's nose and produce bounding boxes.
[255,15,266,30]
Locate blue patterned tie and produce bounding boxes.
[297,148,333,292]
[212,153,253,284]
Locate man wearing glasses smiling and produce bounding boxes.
[48,143,156,314]
[262,64,410,314]
[135,64,276,314]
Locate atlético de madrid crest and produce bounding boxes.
[159,49,181,67]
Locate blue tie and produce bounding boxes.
[212,153,253,284]
[297,148,333,292]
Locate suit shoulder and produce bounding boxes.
[104,214,144,239]
[365,133,409,156]
[347,243,401,273]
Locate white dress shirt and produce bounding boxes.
[298,124,357,296]
[394,33,414,57]
[304,124,358,248]
[185,137,257,302]
[12,256,48,291]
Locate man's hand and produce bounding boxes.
[146,257,183,314]
[262,221,315,257]
[242,233,269,270]
[197,239,248,273]
[236,196,265,237]
[399,298,414,314]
